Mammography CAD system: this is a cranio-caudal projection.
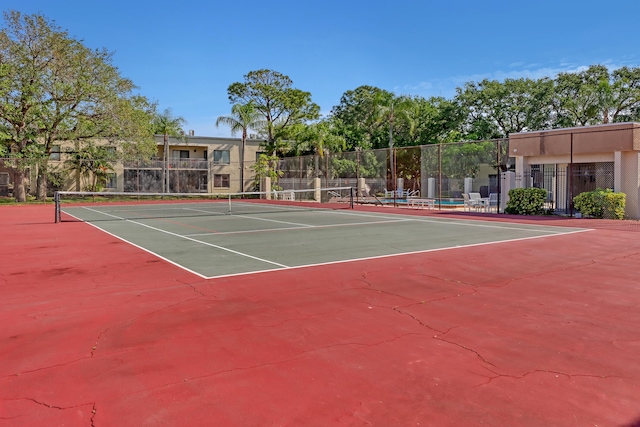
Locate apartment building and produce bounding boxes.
[0,134,265,196]
[120,135,264,194]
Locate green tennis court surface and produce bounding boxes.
[61,202,589,278]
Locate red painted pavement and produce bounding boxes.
[1,204,639,426]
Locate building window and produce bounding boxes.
[50,145,61,161]
[171,150,189,159]
[105,173,117,189]
[214,174,230,188]
[214,150,230,164]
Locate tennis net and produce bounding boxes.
[54,187,354,223]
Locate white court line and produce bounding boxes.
[185,218,413,237]
[79,206,289,269]
[321,209,587,234]
[64,205,594,280]
[183,206,316,228]
[62,210,209,279]
[79,201,579,235]
[197,228,593,280]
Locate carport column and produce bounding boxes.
[614,151,622,192]
[464,177,473,194]
[262,177,271,199]
[427,178,435,199]
[618,151,640,219]
[314,177,321,202]
[357,177,366,197]
[500,171,516,212]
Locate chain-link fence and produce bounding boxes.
[3,132,639,220]
[275,139,511,205]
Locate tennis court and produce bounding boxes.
[59,198,587,278]
[2,201,640,426]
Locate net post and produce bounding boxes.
[54,192,60,223]
[350,187,354,209]
[228,193,232,215]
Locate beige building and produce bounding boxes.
[132,134,265,193]
[0,134,265,196]
[509,122,640,218]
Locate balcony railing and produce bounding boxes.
[124,158,208,170]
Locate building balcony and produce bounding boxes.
[124,158,209,170]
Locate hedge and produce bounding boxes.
[573,188,626,219]
[505,188,547,215]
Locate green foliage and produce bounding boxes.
[573,188,626,219]
[441,141,496,178]
[505,188,548,215]
[291,120,346,157]
[64,142,116,192]
[152,109,186,140]
[554,65,640,126]
[46,167,65,191]
[455,77,555,138]
[251,154,283,190]
[0,10,156,201]
[215,102,265,140]
[328,64,640,149]
[329,86,391,150]
[227,69,320,154]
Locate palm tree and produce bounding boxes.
[292,121,346,179]
[151,109,186,193]
[373,94,413,194]
[215,102,265,192]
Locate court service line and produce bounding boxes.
[79,206,290,269]
[322,209,589,234]
[183,206,317,228]
[184,218,413,237]
[199,227,593,280]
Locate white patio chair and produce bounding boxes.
[463,193,483,211]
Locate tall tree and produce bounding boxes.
[330,86,394,150]
[394,96,464,146]
[553,65,640,126]
[601,66,640,123]
[456,77,554,138]
[0,10,156,201]
[291,120,346,158]
[553,65,609,127]
[227,69,320,155]
[151,109,186,193]
[215,102,265,192]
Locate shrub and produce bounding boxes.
[505,188,547,215]
[573,188,626,219]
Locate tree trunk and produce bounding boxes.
[36,159,49,200]
[240,133,246,193]
[13,169,27,202]
[36,171,47,201]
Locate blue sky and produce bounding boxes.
[4,1,640,137]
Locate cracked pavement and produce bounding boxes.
[1,206,640,426]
